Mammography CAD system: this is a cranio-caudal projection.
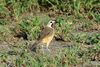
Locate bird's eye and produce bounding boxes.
[50,21,52,23]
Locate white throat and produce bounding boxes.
[47,23,52,28]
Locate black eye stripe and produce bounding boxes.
[49,20,55,23]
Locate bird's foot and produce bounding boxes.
[46,48,51,53]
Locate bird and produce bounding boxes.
[30,19,55,52]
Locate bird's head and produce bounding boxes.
[47,20,56,28]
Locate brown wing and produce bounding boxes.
[37,27,54,41]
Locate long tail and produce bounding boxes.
[30,41,40,52]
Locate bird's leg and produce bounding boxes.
[46,44,51,52]
[47,46,50,52]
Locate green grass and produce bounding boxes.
[0,42,100,67]
[0,0,100,67]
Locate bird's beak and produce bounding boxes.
[51,22,56,29]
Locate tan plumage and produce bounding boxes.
[30,20,55,52]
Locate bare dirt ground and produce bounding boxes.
[0,39,100,67]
